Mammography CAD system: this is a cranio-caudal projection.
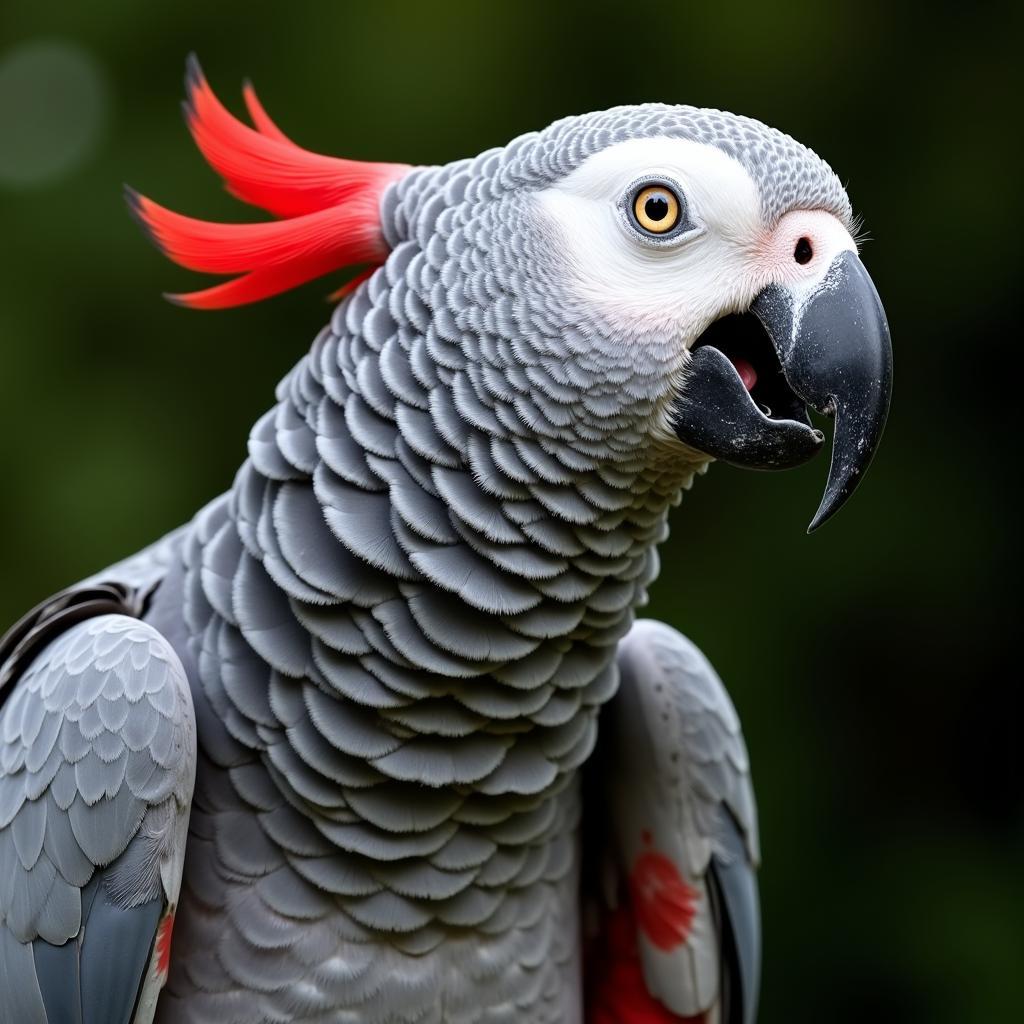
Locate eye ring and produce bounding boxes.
[632,185,681,235]
[620,177,698,244]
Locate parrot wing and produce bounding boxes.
[0,612,196,1024]
[586,618,760,1024]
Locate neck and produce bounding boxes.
[183,293,698,852]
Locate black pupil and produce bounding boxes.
[644,193,670,222]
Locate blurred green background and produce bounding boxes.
[0,1,1019,1019]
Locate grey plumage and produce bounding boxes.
[138,108,738,1015]
[0,615,195,1024]
[0,89,861,1022]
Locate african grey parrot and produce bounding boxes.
[0,58,891,1024]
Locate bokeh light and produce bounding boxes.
[0,39,108,188]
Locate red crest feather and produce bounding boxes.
[127,56,410,310]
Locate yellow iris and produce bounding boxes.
[633,186,680,234]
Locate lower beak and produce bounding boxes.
[670,251,893,531]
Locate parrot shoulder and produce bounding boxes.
[586,618,760,1024]
[0,610,196,1024]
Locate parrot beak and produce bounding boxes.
[670,251,892,531]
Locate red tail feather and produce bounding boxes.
[129,57,410,310]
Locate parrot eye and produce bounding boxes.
[632,185,681,234]
[620,178,697,244]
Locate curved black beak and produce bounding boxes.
[671,251,892,531]
[752,251,892,530]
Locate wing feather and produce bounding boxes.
[588,618,761,1024]
[0,612,196,1024]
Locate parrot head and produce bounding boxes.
[131,59,892,530]
[522,116,892,530]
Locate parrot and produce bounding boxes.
[0,57,892,1024]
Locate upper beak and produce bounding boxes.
[752,251,893,530]
[670,251,893,531]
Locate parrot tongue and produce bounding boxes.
[729,356,757,392]
[693,313,799,418]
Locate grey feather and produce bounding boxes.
[0,924,47,1024]
[232,554,313,679]
[319,479,420,582]
[408,543,542,616]
[5,91,851,1021]
[80,873,163,1024]
[403,587,538,663]
[32,935,82,1024]
[382,696,485,738]
[372,733,513,787]
[709,807,761,1024]
[0,612,195,1022]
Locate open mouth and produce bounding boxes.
[691,312,811,427]
[671,251,892,530]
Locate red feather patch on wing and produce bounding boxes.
[586,833,706,1024]
[587,905,706,1024]
[128,56,410,310]
[155,908,175,979]
[630,841,700,952]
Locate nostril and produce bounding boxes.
[794,237,813,265]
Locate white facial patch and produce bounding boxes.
[532,137,765,346]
